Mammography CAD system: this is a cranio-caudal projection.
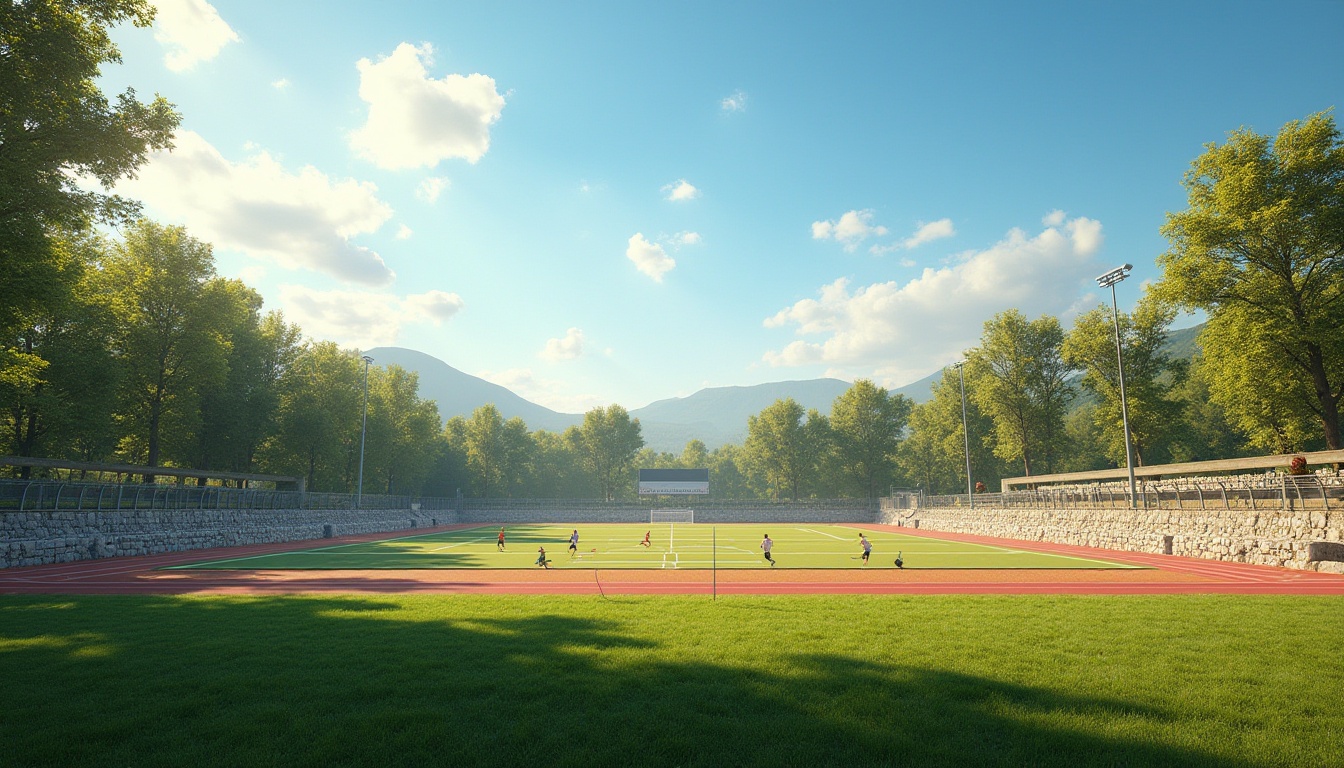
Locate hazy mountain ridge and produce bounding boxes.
[366,323,1203,454]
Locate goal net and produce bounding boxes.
[650,509,694,524]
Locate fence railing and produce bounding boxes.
[921,472,1342,511]
[0,479,423,513]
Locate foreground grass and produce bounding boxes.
[2,595,1341,767]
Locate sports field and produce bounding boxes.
[167,523,1144,571]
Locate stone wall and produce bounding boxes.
[882,503,1344,572]
[1,508,454,569]
[456,500,879,526]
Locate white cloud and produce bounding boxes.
[416,176,450,203]
[541,327,585,361]
[271,78,290,90]
[349,42,505,170]
[152,0,239,71]
[114,131,396,285]
[721,90,748,112]
[626,233,675,282]
[765,215,1106,385]
[669,231,702,247]
[811,210,889,251]
[280,286,463,349]
[237,265,267,285]
[662,179,700,201]
[1043,209,1067,227]
[870,218,957,254]
[396,224,413,240]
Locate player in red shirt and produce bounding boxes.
[639,531,651,547]
[497,527,506,551]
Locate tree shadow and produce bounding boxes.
[0,595,1271,767]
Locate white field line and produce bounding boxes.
[798,527,848,540]
[429,536,493,552]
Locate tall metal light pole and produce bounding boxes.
[954,361,973,508]
[1096,264,1137,508]
[357,354,373,509]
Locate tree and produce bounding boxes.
[568,405,643,501]
[1156,111,1344,448]
[898,369,1001,495]
[830,379,912,497]
[1062,296,1185,466]
[2,230,120,468]
[1196,310,1322,453]
[458,405,532,497]
[363,365,443,495]
[259,342,363,492]
[1,0,178,333]
[742,398,830,500]
[101,220,231,475]
[967,310,1071,476]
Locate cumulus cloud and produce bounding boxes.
[626,233,675,282]
[669,231,702,247]
[152,0,239,71]
[1042,209,1067,227]
[765,215,1106,385]
[113,131,395,285]
[541,328,585,361]
[279,286,463,349]
[811,210,889,251]
[721,90,748,112]
[662,179,700,201]
[395,224,413,240]
[349,42,505,170]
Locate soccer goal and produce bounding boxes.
[650,509,694,524]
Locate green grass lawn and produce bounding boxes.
[2,594,1341,767]
[168,523,1141,570]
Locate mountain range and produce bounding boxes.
[365,323,1202,454]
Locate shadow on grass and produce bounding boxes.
[0,595,1252,767]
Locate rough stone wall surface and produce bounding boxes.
[1,508,456,569]
[880,504,1342,571]
[457,504,878,526]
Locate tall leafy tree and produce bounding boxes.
[899,369,1001,495]
[830,379,912,497]
[101,220,231,474]
[1156,111,1344,448]
[967,310,1071,476]
[0,0,178,334]
[456,405,532,497]
[363,365,444,495]
[1062,296,1185,466]
[568,404,643,501]
[742,398,829,500]
[1,230,119,467]
[259,342,363,492]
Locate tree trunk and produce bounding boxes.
[1305,342,1343,449]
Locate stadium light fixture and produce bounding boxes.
[357,355,373,509]
[953,361,973,508]
[1095,264,1138,508]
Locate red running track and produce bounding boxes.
[2,524,1342,596]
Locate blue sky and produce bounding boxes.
[97,1,1344,413]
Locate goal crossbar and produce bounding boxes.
[650,509,694,524]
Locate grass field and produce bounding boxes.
[2,594,1341,767]
[168,523,1143,570]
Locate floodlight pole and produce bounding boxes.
[954,361,973,508]
[1096,265,1137,509]
[357,354,373,509]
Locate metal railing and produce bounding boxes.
[921,472,1342,511]
[0,479,424,513]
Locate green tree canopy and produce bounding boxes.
[1,0,179,331]
[568,404,643,501]
[742,398,830,500]
[1155,110,1344,448]
[829,379,912,498]
[967,310,1071,476]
